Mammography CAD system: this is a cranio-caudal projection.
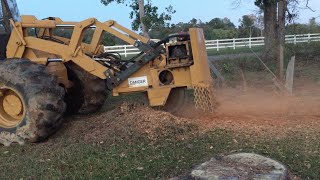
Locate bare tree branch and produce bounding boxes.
[231,0,242,9]
[305,0,315,12]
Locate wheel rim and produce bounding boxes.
[0,87,25,128]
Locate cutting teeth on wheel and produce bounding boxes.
[193,85,217,113]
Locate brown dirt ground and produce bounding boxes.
[60,76,320,144]
[201,85,320,137]
[61,102,199,144]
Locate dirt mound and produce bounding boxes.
[63,102,199,144]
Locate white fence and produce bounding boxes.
[105,33,320,57]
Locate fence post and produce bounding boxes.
[124,45,127,57]
[233,38,236,49]
[294,35,297,45]
[216,40,219,51]
[308,33,311,43]
[249,37,252,48]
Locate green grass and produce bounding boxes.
[207,46,263,56]
[0,129,319,179]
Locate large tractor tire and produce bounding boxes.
[65,63,107,114]
[64,64,85,115]
[0,59,66,146]
[0,34,9,60]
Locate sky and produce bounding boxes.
[15,0,320,29]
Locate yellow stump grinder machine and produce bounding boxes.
[0,0,215,146]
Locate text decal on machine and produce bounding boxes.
[128,76,148,88]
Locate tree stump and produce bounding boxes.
[191,153,288,180]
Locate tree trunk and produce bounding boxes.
[138,0,149,38]
[277,0,287,80]
[1,0,13,34]
[263,1,277,62]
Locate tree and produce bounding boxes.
[286,23,308,34]
[254,0,287,79]
[138,0,148,37]
[238,15,258,37]
[148,17,238,40]
[100,0,175,37]
[255,14,264,36]
[204,17,237,39]
[207,29,237,39]
[207,18,235,29]
[277,0,287,80]
[254,0,315,79]
[255,1,278,56]
[308,17,320,33]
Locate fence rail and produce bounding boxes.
[104,33,320,57]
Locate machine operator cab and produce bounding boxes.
[0,0,20,60]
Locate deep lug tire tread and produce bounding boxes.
[0,59,66,146]
[65,63,107,114]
